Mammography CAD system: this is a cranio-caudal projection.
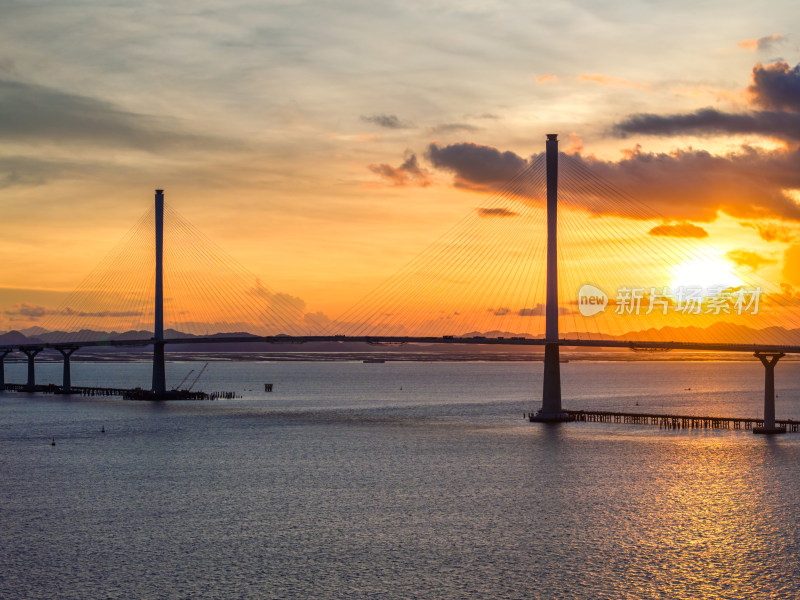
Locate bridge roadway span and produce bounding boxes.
[3,335,799,354]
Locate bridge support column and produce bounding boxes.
[753,352,786,435]
[56,347,78,393]
[151,189,167,397]
[152,342,166,395]
[0,349,10,388]
[531,134,572,423]
[21,348,42,389]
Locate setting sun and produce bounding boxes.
[670,255,743,294]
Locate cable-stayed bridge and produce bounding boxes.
[2,135,799,433]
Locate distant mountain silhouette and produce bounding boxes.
[1,322,797,352]
[0,331,33,344]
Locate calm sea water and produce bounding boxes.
[2,360,799,599]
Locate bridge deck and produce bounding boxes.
[2,335,799,354]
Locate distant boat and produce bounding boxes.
[363,358,386,363]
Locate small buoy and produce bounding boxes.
[51,437,56,446]
[101,425,105,433]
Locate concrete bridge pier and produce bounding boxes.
[152,342,166,395]
[56,346,79,393]
[753,352,786,435]
[21,347,42,389]
[0,349,10,388]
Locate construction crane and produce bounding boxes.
[176,369,194,390]
[187,363,208,391]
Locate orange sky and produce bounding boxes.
[2,3,800,339]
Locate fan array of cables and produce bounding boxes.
[34,152,800,346]
[336,152,800,345]
[38,201,309,341]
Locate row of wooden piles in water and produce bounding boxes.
[562,410,800,432]
[2,383,237,401]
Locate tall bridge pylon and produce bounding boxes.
[152,189,166,395]
[531,134,573,422]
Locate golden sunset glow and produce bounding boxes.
[670,256,744,293]
[1,3,799,345]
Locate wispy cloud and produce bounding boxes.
[368,153,431,187]
[648,223,709,238]
[517,304,571,316]
[578,74,645,89]
[0,79,217,150]
[0,156,75,189]
[782,245,800,284]
[738,33,785,52]
[726,249,776,270]
[740,221,798,243]
[478,207,517,218]
[360,114,413,129]
[429,123,480,134]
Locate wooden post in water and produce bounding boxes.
[0,349,9,388]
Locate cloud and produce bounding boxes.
[0,79,212,150]
[568,147,800,222]
[564,132,583,154]
[360,114,412,129]
[490,307,510,316]
[648,223,709,238]
[578,74,644,89]
[517,304,570,316]
[4,304,50,319]
[248,280,307,326]
[2,304,141,321]
[748,61,800,112]
[0,156,74,189]
[783,244,800,284]
[426,142,528,191]
[738,34,785,52]
[302,311,335,334]
[429,123,480,134]
[368,153,432,187]
[726,249,777,270]
[536,75,557,84]
[478,207,518,218]
[62,308,142,318]
[613,107,800,142]
[740,221,799,242]
[426,140,800,222]
[614,62,800,143]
